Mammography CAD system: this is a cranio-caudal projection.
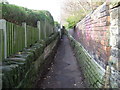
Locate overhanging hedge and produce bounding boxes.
[1,3,54,27]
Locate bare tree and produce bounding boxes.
[61,0,105,27]
[0,0,9,4]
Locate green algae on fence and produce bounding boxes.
[1,19,55,61]
[0,29,4,61]
[6,22,25,57]
[46,20,53,37]
[26,26,39,47]
[40,20,45,40]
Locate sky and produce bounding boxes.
[7,0,62,23]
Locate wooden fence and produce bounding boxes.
[0,19,54,61]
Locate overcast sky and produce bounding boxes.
[7,0,62,23]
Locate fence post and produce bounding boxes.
[0,19,7,59]
[37,21,41,40]
[22,22,27,47]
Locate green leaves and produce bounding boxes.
[54,21,60,28]
[66,9,86,29]
[1,3,54,27]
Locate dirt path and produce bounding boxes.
[36,35,85,88]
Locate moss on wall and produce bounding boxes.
[2,32,60,88]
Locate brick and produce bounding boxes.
[106,46,111,52]
[100,16,107,22]
[100,40,106,45]
[74,4,120,88]
[100,11,110,18]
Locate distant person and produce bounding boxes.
[62,26,65,34]
[61,26,65,39]
[62,26,65,29]
[73,25,76,31]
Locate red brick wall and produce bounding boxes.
[75,2,111,68]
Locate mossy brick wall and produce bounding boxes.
[76,2,110,68]
[74,2,120,88]
[66,32,105,88]
[1,32,60,88]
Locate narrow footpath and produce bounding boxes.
[36,35,85,88]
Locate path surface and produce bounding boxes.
[37,35,85,88]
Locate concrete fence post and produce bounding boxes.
[22,22,27,47]
[37,21,41,40]
[0,19,7,59]
[0,19,2,90]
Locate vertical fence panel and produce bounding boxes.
[5,22,25,56]
[36,27,38,42]
[21,27,25,49]
[20,28,22,50]
[17,25,19,52]
[31,27,32,45]
[35,27,39,42]
[30,27,32,45]
[0,29,4,61]
[44,20,46,39]
[34,27,36,42]
[29,26,32,46]
[17,26,19,51]
[13,24,16,54]
[32,27,34,44]
[19,27,21,50]
[26,26,29,47]
[48,23,50,36]
[40,21,44,40]
[47,21,49,37]
[1,19,54,60]
[13,24,15,53]
[11,23,14,54]
[2,29,4,60]
[6,22,9,56]
[10,23,13,54]
[26,25,39,47]
[46,21,48,37]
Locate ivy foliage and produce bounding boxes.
[54,21,60,28]
[66,10,85,29]
[1,3,54,27]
